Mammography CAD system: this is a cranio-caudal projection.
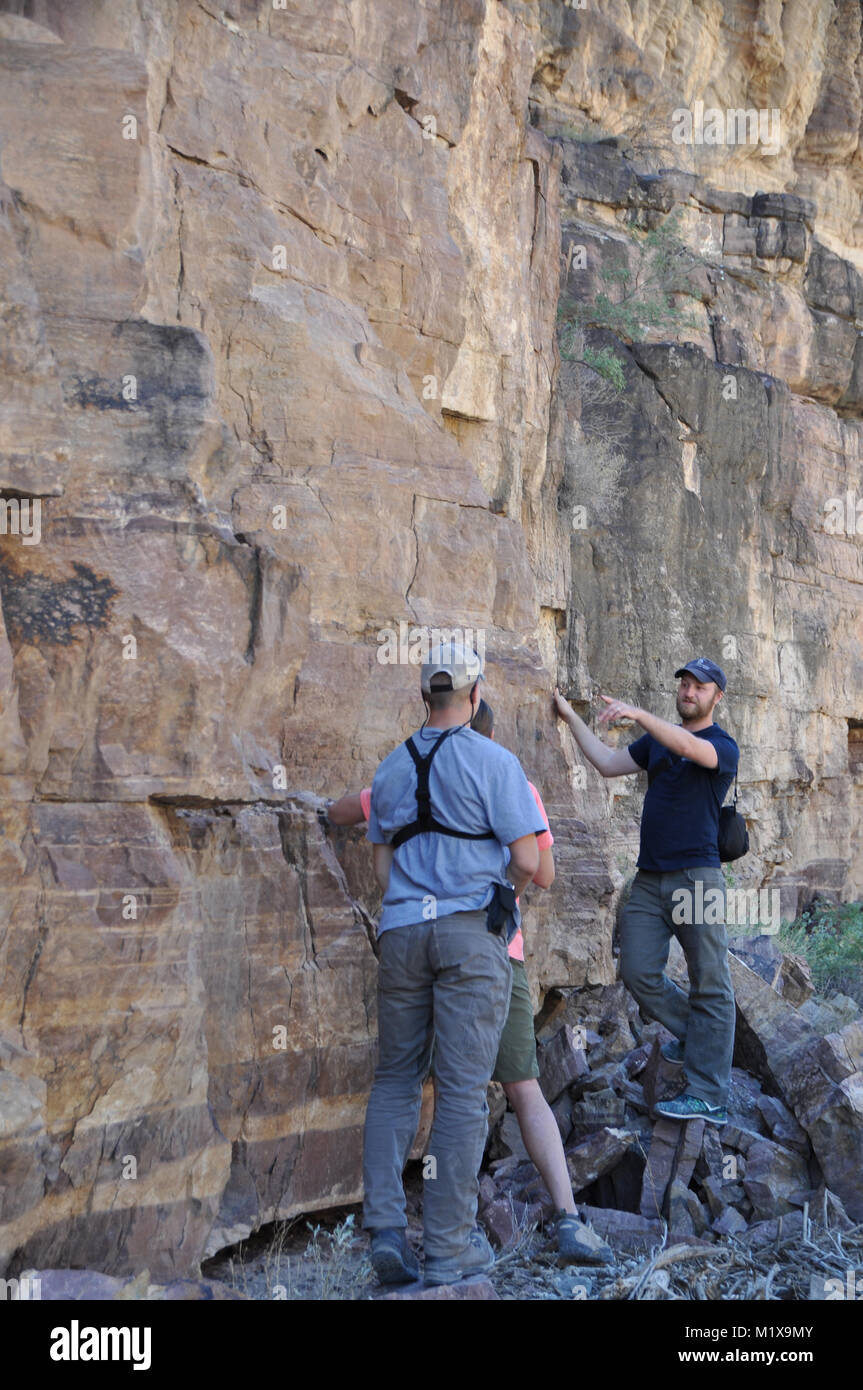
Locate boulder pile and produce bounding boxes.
[479,943,863,1256]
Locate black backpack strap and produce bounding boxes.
[706,749,739,808]
[391,726,496,849]
[403,726,455,833]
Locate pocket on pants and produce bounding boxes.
[679,868,726,929]
[684,867,725,886]
[377,923,411,986]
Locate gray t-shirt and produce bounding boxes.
[367,724,546,934]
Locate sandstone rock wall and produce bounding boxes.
[0,0,861,1278]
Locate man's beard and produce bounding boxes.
[678,694,708,721]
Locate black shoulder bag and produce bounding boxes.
[717,772,749,863]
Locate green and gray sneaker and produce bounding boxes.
[660,1039,685,1066]
[654,1094,727,1125]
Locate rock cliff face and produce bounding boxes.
[1,0,862,1278]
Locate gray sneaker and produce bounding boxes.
[660,1039,685,1067]
[369,1227,420,1285]
[424,1227,495,1287]
[556,1211,614,1266]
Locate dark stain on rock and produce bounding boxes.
[64,323,210,411]
[0,560,118,646]
[61,321,213,474]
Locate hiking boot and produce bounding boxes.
[660,1039,685,1067]
[654,1094,728,1125]
[424,1227,495,1287]
[369,1227,420,1285]
[556,1211,614,1266]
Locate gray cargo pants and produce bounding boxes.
[362,907,512,1260]
[619,867,735,1108]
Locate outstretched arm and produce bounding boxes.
[598,697,718,768]
[554,688,640,778]
[328,792,367,826]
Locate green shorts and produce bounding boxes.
[491,959,540,1084]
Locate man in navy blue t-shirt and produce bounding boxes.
[554,657,739,1125]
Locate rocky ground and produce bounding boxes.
[201,934,863,1301]
[201,1182,863,1303]
[17,932,862,1302]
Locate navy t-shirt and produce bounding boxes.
[627,723,739,872]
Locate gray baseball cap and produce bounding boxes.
[421,640,484,693]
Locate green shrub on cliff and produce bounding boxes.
[558,211,701,391]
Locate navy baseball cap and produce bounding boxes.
[674,657,727,691]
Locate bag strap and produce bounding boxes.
[404,726,456,829]
[391,727,496,849]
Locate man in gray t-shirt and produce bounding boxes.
[368,723,542,935]
[363,641,543,1288]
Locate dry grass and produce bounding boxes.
[212,1210,863,1301]
[206,1183,863,1302]
[602,1217,863,1301]
[213,1212,374,1301]
[485,1191,863,1301]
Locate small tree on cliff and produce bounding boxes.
[558,210,704,521]
[558,209,702,396]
